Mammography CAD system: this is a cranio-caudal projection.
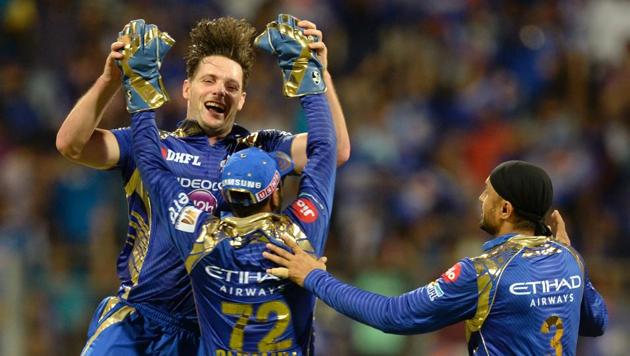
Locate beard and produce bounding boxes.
[479,213,499,235]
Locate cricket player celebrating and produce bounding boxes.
[57,16,349,356]
[265,162,608,355]
[128,15,336,354]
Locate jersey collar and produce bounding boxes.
[173,120,251,144]
[481,232,519,251]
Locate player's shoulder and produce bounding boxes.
[234,126,291,148]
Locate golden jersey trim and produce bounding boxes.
[465,235,551,336]
[185,212,314,273]
[161,120,205,138]
[123,169,153,288]
[80,302,135,356]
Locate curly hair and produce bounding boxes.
[185,17,256,87]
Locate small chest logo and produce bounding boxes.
[162,147,201,166]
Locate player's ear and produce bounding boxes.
[270,187,282,212]
[183,79,190,100]
[237,91,246,111]
[501,201,513,218]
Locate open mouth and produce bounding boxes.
[204,101,226,115]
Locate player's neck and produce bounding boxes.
[207,132,228,145]
[496,223,534,237]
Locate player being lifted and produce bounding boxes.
[128,15,336,354]
[265,162,608,355]
[57,15,349,355]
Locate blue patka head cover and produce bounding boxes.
[221,147,294,206]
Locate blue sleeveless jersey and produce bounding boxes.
[110,120,294,324]
[304,233,608,355]
[131,94,335,355]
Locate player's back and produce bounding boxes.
[466,235,584,355]
[110,122,291,316]
[188,213,316,355]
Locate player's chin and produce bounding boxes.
[201,112,226,129]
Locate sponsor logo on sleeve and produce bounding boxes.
[441,263,462,283]
[427,281,444,301]
[290,197,319,223]
[175,206,202,233]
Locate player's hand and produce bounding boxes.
[297,19,328,72]
[550,209,571,245]
[255,14,326,97]
[116,19,175,113]
[100,41,125,84]
[263,233,327,287]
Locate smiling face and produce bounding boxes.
[183,55,246,138]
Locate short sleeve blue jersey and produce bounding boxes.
[302,233,608,355]
[131,94,335,355]
[109,119,294,324]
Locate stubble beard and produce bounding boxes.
[479,213,499,236]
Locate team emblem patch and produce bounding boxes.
[175,206,202,233]
[441,263,462,283]
[290,197,318,223]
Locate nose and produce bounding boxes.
[215,86,226,98]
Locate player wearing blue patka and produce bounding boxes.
[265,161,608,355]
[131,90,335,354]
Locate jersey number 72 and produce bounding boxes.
[221,300,293,352]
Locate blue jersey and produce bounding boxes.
[304,233,608,355]
[131,94,336,355]
[109,119,293,324]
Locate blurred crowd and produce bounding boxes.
[1,0,629,355]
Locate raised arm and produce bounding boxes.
[256,14,337,254]
[55,41,124,169]
[550,211,608,336]
[276,18,350,172]
[290,71,350,170]
[119,20,204,259]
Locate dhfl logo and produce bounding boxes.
[188,189,217,214]
[441,263,461,283]
[161,147,201,166]
[291,198,318,223]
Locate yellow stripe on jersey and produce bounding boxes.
[465,235,549,338]
[123,169,153,288]
[80,300,135,356]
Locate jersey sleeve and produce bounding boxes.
[579,269,608,336]
[254,129,295,157]
[303,258,479,334]
[110,127,135,180]
[282,94,336,255]
[130,111,208,261]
